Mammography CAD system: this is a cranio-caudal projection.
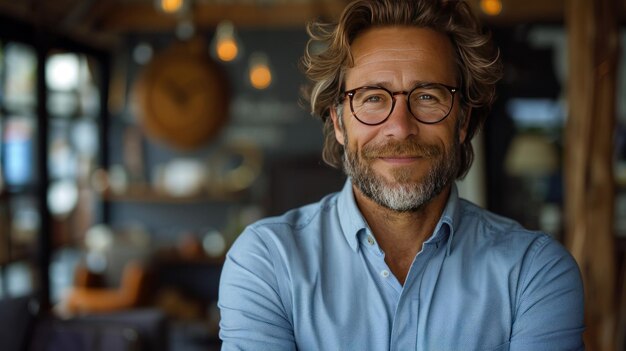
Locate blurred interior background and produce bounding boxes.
[0,0,624,350]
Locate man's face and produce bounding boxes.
[331,26,469,212]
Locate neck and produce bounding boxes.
[353,184,451,284]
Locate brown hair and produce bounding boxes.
[301,0,502,178]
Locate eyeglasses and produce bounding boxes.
[343,83,458,126]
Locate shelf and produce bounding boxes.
[99,185,246,204]
[153,249,226,266]
[0,247,37,267]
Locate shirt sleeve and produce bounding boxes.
[510,235,585,351]
[218,226,296,351]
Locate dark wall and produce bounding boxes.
[105,28,340,245]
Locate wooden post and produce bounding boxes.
[564,0,620,350]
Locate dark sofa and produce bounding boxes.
[0,295,169,351]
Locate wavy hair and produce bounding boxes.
[301,0,502,179]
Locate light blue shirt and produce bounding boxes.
[219,181,584,351]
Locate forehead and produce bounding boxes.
[346,26,457,86]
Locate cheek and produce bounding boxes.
[347,126,380,153]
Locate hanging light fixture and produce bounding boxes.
[213,20,240,62]
[480,0,502,16]
[156,0,187,14]
[248,52,272,90]
[155,0,195,41]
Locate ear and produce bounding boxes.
[330,105,345,146]
[458,106,472,144]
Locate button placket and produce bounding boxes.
[358,230,401,291]
[363,233,384,256]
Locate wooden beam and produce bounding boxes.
[93,0,622,33]
[97,2,347,32]
[564,0,620,350]
[468,0,565,24]
[469,0,626,24]
[0,0,117,50]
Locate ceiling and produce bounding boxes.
[0,0,621,49]
[0,0,344,47]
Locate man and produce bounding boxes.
[218,0,584,350]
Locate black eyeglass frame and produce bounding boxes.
[342,83,459,126]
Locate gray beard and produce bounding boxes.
[342,134,460,213]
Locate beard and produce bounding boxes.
[342,131,460,213]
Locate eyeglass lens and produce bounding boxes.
[351,84,454,125]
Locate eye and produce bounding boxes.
[353,89,390,105]
[417,94,435,101]
[411,86,448,105]
[413,93,440,104]
[365,95,384,103]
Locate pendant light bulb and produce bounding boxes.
[215,21,240,62]
[480,0,502,16]
[158,0,184,13]
[249,52,272,90]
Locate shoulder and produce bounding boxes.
[227,192,340,261]
[220,191,343,322]
[453,199,583,320]
[454,199,579,274]
[456,197,582,284]
[456,199,552,248]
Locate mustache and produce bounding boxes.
[362,139,442,159]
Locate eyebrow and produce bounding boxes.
[347,80,449,91]
[352,81,393,89]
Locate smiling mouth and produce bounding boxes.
[377,156,423,164]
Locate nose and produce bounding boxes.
[382,95,419,139]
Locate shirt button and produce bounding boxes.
[367,236,375,245]
[381,270,390,278]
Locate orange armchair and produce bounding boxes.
[65,260,148,314]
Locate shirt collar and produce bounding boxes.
[337,179,368,251]
[435,183,461,256]
[336,179,462,255]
